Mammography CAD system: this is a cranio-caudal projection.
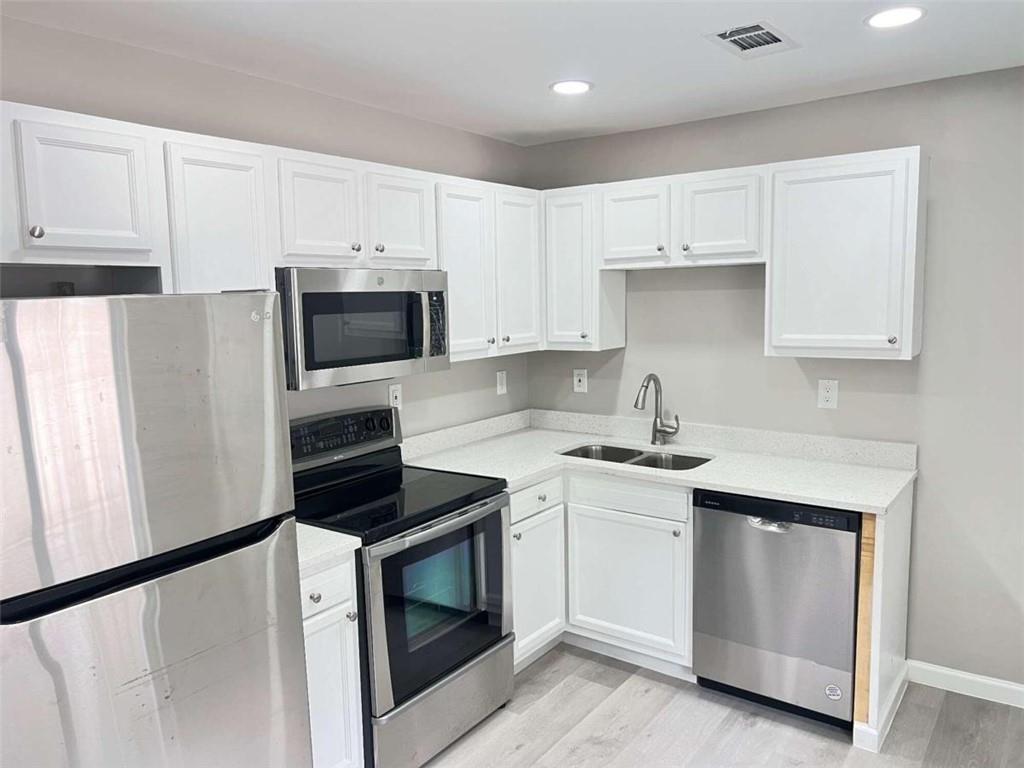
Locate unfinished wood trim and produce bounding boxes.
[854,514,876,724]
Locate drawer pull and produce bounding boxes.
[538,493,547,502]
[308,591,322,604]
[346,611,359,622]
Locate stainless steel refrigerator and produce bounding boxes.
[0,292,312,767]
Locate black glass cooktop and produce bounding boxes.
[292,446,506,544]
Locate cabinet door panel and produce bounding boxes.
[279,159,362,263]
[15,121,152,251]
[437,183,496,358]
[545,192,592,345]
[166,143,269,293]
[602,182,670,265]
[495,190,542,350]
[680,174,761,260]
[365,172,436,267]
[512,505,566,662]
[304,597,362,768]
[567,503,686,657]
[769,158,908,354]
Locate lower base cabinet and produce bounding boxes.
[567,503,688,661]
[511,504,566,663]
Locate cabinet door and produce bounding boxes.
[601,182,670,265]
[512,505,566,663]
[768,156,910,356]
[545,192,593,346]
[567,503,686,657]
[679,173,762,262]
[15,121,152,252]
[495,190,543,350]
[278,159,362,263]
[165,143,269,293]
[437,183,497,359]
[365,172,436,267]
[304,597,363,768]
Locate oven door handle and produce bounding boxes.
[364,493,510,561]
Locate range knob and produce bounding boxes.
[364,417,376,431]
[379,416,391,433]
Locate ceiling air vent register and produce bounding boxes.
[708,22,799,59]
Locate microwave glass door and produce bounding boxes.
[379,508,504,707]
[301,292,423,370]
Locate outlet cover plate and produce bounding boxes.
[496,370,507,395]
[389,383,402,410]
[573,369,588,394]
[817,379,838,409]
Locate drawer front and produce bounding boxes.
[300,561,355,620]
[510,477,564,524]
[567,474,689,522]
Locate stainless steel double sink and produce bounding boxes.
[561,444,711,471]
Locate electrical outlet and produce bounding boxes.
[389,383,402,410]
[573,368,588,394]
[496,370,507,395]
[817,379,838,409]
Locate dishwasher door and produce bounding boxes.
[692,490,859,724]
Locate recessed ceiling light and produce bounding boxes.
[866,6,925,28]
[551,80,592,96]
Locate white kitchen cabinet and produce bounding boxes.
[766,147,925,359]
[437,182,497,359]
[495,189,543,351]
[601,181,671,266]
[365,171,437,268]
[511,504,566,664]
[13,120,153,253]
[278,158,363,264]
[567,503,687,660]
[675,171,763,264]
[165,142,270,293]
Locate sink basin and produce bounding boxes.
[561,444,645,463]
[628,452,711,471]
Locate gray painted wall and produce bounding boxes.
[525,68,1024,684]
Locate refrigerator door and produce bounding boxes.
[1,292,294,599]
[0,517,311,767]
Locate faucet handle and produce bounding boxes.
[660,415,681,437]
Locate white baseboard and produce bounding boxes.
[513,635,563,675]
[908,659,1024,709]
[562,633,695,682]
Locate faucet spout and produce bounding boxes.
[633,373,680,446]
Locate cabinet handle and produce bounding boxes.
[887,336,898,345]
[538,493,547,502]
[513,532,522,541]
[672,529,681,538]
[487,337,496,344]
[351,242,363,253]
[580,332,589,339]
[681,243,691,252]
[308,592,322,604]
[346,611,359,622]
[28,225,45,239]
[502,335,511,343]
[375,243,386,253]
[656,244,665,253]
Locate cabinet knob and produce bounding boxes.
[513,532,522,541]
[672,529,681,538]
[656,244,665,253]
[888,336,898,345]
[346,611,359,622]
[681,243,691,252]
[28,225,45,239]
[487,337,496,344]
[538,493,547,502]
[502,335,511,343]
[351,242,363,252]
[308,592,322,604]
[375,243,386,253]
[580,332,589,339]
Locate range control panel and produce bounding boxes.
[290,406,398,464]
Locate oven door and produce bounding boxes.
[363,494,510,717]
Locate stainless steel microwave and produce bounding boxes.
[276,267,449,390]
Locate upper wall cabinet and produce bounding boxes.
[766,147,925,360]
[675,170,763,264]
[495,190,543,352]
[165,142,270,293]
[601,182,671,267]
[13,120,153,253]
[278,158,363,264]
[365,172,437,268]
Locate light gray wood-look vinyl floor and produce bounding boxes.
[426,645,1023,768]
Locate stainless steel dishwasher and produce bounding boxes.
[692,489,860,727]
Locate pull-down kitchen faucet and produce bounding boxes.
[633,373,680,446]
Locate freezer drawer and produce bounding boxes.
[0,517,311,767]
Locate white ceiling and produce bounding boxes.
[4,1,1023,146]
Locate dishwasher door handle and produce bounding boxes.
[746,516,792,533]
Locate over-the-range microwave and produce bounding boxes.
[276,267,449,390]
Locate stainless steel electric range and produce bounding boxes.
[291,406,513,768]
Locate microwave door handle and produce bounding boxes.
[409,292,425,358]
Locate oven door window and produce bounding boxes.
[301,292,423,370]
[379,509,504,706]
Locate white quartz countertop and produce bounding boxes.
[408,428,916,515]
[296,521,361,574]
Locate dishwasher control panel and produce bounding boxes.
[693,490,860,532]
